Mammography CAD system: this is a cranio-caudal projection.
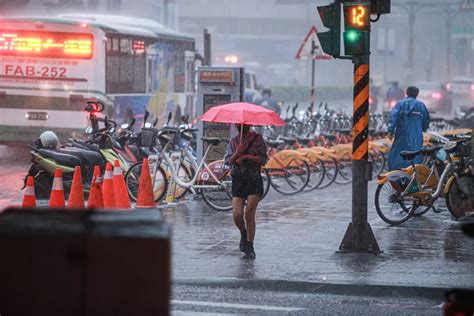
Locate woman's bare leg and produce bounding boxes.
[232,197,246,233]
[245,194,260,242]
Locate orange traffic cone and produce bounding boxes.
[113,160,131,209]
[102,163,115,209]
[87,165,104,209]
[49,168,65,208]
[22,176,36,208]
[136,159,155,208]
[68,166,85,209]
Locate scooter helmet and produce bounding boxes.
[38,131,60,149]
[387,171,411,192]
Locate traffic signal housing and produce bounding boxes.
[317,2,341,58]
[343,3,370,55]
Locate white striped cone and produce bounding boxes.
[49,168,65,208]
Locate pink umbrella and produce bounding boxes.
[200,102,285,126]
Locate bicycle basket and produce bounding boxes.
[388,171,413,192]
[139,129,156,147]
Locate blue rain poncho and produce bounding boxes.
[387,97,430,170]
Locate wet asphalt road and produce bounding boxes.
[171,284,441,315]
[1,145,472,315]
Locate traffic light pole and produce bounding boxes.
[310,40,316,114]
[338,53,381,254]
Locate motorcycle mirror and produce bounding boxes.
[85,103,96,113]
[120,123,129,130]
[144,110,149,123]
[153,118,158,127]
[96,101,105,112]
[85,127,93,134]
[144,122,152,128]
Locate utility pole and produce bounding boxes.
[203,29,212,66]
[395,2,422,83]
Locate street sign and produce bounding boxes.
[296,26,332,60]
[377,28,396,53]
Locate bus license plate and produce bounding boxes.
[26,112,48,120]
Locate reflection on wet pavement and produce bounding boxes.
[166,183,474,289]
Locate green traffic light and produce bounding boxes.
[346,31,359,42]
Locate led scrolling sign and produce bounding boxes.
[0,30,93,59]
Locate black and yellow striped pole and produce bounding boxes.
[338,60,380,254]
[352,63,369,161]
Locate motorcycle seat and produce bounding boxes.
[68,139,99,151]
[59,148,103,166]
[38,148,81,167]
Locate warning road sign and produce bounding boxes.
[296,26,332,60]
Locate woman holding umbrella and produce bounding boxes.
[224,124,267,259]
[201,102,285,260]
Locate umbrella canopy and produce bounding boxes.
[200,102,285,126]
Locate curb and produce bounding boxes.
[174,277,451,300]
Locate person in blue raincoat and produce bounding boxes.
[387,86,430,170]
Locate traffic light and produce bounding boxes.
[317,2,341,58]
[343,3,370,55]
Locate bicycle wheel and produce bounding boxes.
[303,160,326,192]
[318,158,338,189]
[200,171,233,211]
[269,161,311,195]
[370,152,386,177]
[125,162,168,202]
[446,176,474,219]
[261,168,271,199]
[160,161,193,200]
[335,158,352,185]
[374,182,415,225]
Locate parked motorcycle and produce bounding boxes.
[23,101,126,199]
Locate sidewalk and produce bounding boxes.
[163,183,474,297]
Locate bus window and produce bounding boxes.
[245,73,251,89]
[174,41,194,93]
[106,35,146,94]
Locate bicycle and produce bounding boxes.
[374,145,453,225]
[124,125,235,210]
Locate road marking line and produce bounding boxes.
[172,311,235,316]
[372,226,462,232]
[171,300,305,312]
